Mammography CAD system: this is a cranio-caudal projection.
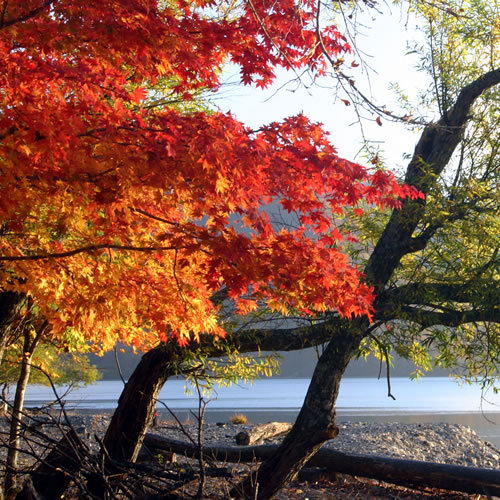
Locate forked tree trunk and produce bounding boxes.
[102,346,176,464]
[234,326,364,499]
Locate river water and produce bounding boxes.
[22,377,500,446]
[22,377,498,412]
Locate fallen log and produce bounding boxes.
[297,467,337,483]
[143,433,500,497]
[235,422,292,445]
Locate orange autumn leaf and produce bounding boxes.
[0,0,423,352]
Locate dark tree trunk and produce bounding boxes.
[14,478,40,500]
[83,347,178,498]
[234,326,364,499]
[102,346,176,464]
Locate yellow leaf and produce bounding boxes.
[19,144,31,156]
[215,174,230,194]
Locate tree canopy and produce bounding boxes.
[0,0,422,353]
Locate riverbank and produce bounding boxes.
[75,412,499,469]
[65,407,500,448]
[1,410,498,498]
[22,377,500,450]
[155,408,500,449]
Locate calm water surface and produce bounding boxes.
[21,377,500,446]
[23,377,499,413]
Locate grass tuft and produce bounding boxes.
[229,413,248,424]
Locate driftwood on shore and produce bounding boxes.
[235,422,292,445]
[143,433,500,497]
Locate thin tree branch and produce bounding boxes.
[114,346,127,385]
[0,243,181,262]
[367,333,396,400]
[394,306,499,328]
[0,0,55,29]
[377,282,500,308]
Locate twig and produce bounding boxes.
[368,332,396,400]
[156,399,197,447]
[193,376,207,500]
[114,346,127,385]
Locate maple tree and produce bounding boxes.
[0,2,424,495]
[0,0,420,354]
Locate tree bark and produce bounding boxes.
[96,321,359,497]
[235,422,292,445]
[234,325,364,499]
[101,346,177,464]
[4,329,40,498]
[14,478,41,500]
[0,292,24,369]
[143,434,500,497]
[82,347,179,498]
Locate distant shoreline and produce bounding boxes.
[22,377,500,447]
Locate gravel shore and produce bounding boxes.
[54,412,500,469]
[1,411,499,499]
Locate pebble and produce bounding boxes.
[146,418,499,470]
[1,413,499,471]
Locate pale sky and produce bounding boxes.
[215,5,432,176]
